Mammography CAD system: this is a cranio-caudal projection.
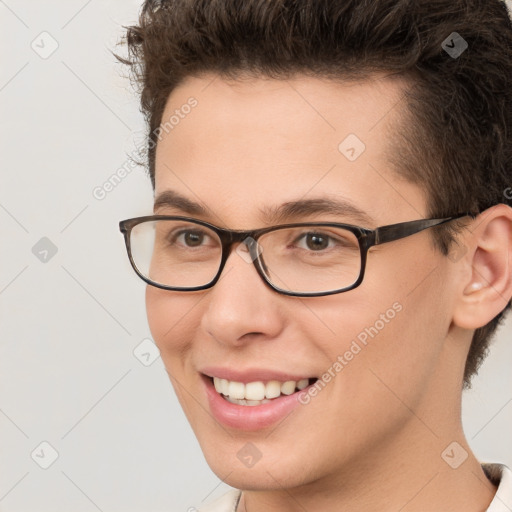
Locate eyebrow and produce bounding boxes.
[153,190,375,227]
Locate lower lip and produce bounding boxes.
[202,375,308,431]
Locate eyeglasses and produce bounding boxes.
[119,213,475,297]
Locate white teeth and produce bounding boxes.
[228,381,245,399]
[245,381,266,401]
[265,380,282,399]
[225,397,272,406]
[280,381,297,395]
[212,376,312,403]
[297,378,309,390]
[220,379,229,395]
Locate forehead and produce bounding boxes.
[153,73,426,227]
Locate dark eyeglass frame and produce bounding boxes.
[119,212,477,297]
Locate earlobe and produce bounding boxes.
[452,204,512,330]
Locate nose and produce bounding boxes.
[200,241,284,347]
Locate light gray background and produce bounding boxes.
[1,1,511,511]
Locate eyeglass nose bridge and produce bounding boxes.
[214,231,269,286]
[221,232,264,264]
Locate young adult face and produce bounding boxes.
[145,73,480,499]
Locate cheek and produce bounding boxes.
[341,273,451,413]
[302,256,450,402]
[145,287,204,421]
[145,286,198,362]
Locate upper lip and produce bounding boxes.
[200,367,316,383]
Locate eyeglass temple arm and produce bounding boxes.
[373,214,477,246]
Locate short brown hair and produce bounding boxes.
[120,0,512,387]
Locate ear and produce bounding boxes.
[452,204,512,330]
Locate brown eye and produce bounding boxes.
[304,233,329,251]
[181,231,205,247]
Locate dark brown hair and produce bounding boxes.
[120,0,512,387]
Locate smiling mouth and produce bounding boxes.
[208,376,318,406]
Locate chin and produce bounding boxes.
[206,455,308,491]
[193,427,321,492]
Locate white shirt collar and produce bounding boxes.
[198,489,240,512]
[484,464,512,511]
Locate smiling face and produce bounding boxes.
[146,74,465,492]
